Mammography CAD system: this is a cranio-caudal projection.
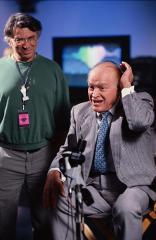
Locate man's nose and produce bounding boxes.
[22,40,30,46]
[92,88,100,97]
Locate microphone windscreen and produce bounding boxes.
[68,134,78,151]
[77,139,86,152]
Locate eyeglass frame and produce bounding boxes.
[12,35,37,45]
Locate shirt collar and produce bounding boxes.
[96,104,116,118]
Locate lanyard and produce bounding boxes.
[16,61,33,86]
[16,61,33,109]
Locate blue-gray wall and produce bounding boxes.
[0,0,156,60]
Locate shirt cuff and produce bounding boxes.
[48,167,66,182]
[121,86,135,98]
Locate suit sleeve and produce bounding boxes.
[49,106,77,169]
[122,90,154,132]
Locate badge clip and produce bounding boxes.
[20,85,29,102]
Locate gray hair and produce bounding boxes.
[4,12,42,43]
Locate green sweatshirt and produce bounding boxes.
[0,54,70,150]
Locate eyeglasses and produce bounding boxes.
[13,36,37,45]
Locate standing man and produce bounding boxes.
[0,13,70,240]
[44,61,156,240]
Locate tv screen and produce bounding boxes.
[53,36,130,104]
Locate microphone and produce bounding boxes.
[59,134,94,206]
[69,138,86,166]
[60,134,86,173]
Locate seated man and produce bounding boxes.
[44,61,156,240]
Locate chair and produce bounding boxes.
[83,202,156,240]
[142,202,156,234]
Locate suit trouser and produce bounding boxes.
[50,174,149,240]
[0,145,52,240]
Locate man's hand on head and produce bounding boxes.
[119,61,133,89]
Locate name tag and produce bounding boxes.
[18,111,30,127]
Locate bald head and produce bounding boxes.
[88,61,122,87]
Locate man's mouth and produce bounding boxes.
[92,99,103,104]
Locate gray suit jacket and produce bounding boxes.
[51,91,156,200]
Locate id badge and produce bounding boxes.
[18,111,30,127]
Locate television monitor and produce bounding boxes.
[53,36,130,105]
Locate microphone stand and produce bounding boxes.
[75,184,83,240]
[60,136,87,240]
[66,165,85,240]
[62,152,86,240]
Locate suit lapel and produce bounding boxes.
[109,101,124,171]
[78,106,97,180]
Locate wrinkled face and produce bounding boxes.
[88,64,120,112]
[9,27,38,62]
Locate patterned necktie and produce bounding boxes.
[93,111,110,174]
